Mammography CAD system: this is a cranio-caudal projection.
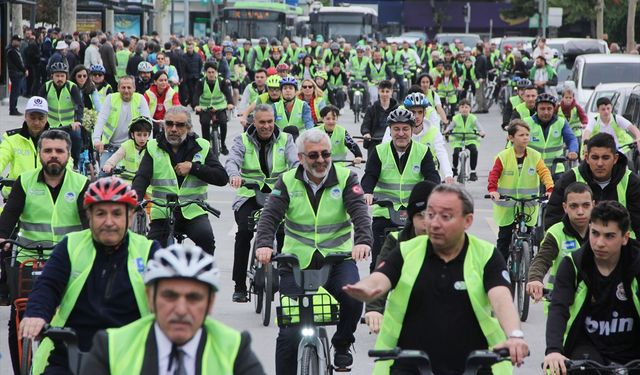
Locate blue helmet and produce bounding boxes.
[403,92,430,108]
[280,76,298,89]
[90,64,106,74]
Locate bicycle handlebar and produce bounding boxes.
[0,177,15,188]
[40,324,79,344]
[140,198,221,218]
[484,194,547,203]
[0,239,57,252]
[559,358,640,371]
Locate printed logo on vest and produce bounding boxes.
[532,136,540,142]
[412,164,420,173]
[528,167,535,175]
[135,257,145,273]
[563,240,577,251]
[194,153,202,162]
[553,129,560,137]
[15,149,31,156]
[453,281,467,290]
[278,147,284,154]
[330,187,341,199]
[28,187,45,196]
[64,191,76,202]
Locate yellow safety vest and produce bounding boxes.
[145,86,177,115]
[45,81,76,127]
[102,93,144,144]
[237,132,289,198]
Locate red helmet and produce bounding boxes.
[504,44,513,50]
[266,67,278,76]
[84,176,138,209]
[276,63,290,72]
[212,46,223,54]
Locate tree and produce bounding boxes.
[628,0,638,51]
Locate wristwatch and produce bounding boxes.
[509,329,525,339]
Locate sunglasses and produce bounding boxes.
[164,120,188,128]
[92,73,104,76]
[76,74,87,78]
[302,150,331,160]
[302,85,313,89]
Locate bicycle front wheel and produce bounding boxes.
[301,345,321,375]
[517,241,532,322]
[262,263,273,326]
[20,337,33,375]
[211,127,221,158]
[457,152,468,184]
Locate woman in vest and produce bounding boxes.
[434,63,460,116]
[291,54,317,81]
[90,64,113,108]
[71,65,101,112]
[418,72,449,126]
[488,120,554,261]
[314,70,330,105]
[143,71,180,137]
[315,105,363,166]
[297,78,325,125]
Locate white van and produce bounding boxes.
[566,54,640,107]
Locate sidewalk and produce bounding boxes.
[0,96,31,134]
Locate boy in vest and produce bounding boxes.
[583,97,640,150]
[527,182,593,304]
[81,244,265,374]
[488,120,554,261]
[510,85,538,122]
[557,87,588,141]
[444,99,486,181]
[544,201,640,372]
[101,116,152,180]
[316,105,363,166]
[503,79,533,129]
[274,76,314,132]
[365,50,394,106]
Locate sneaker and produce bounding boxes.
[469,172,478,181]
[9,111,23,116]
[232,290,249,303]
[220,144,229,156]
[452,169,458,177]
[334,347,353,368]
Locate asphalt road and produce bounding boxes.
[0,96,546,374]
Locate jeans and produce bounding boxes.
[97,147,117,177]
[148,212,216,255]
[275,259,362,375]
[476,79,488,111]
[62,127,83,169]
[9,73,24,113]
[371,217,392,272]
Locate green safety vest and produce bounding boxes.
[373,141,428,219]
[45,81,76,127]
[146,86,177,115]
[416,124,439,168]
[96,84,112,107]
[316,124,348,163]
[325,53,344,69]
[198,79,227,110]
[18,168,86,251]
[368,61,388,85]
[591,115,633,145]
[264,56,287,69]
[287,47,305,64]
[295,64,317,80]
[425,90,436,108]
[237,132,289,198]
[385,50,404,75]
[514,102,533,120]
[226,56,238,81]
[102,93,144,144]
[107,314,241,375]
[349,56,369,82]
[202,44,212,59]
[509,95,523,109]
[374,234,511,375]
[32,229,152,375]
[275,99,305,131]
[146,138,210,220]
[0,129,39,198]
[281,166,353,270]
[492,147,541,227]
[327,73,344,90]
[573,166,631,231]
[436,78,458,104]
[450,114,480,148]
[557,107,582,137]
[252,46,269,71]
[462,65,478,87]
[524,116,565,171]
[115,50,130,79]
[543,222,581,312]
[247,84,263,106]
[120,139,145,180]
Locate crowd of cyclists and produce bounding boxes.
[1,26,640,374]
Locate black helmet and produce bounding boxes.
[387,108,416,127]
[50,61,69,74]
[516,79,532,89]
[535,93,558,107]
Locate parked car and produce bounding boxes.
[546,38,609,58]
[385,31,429,45]
[499,36,535,53]
[612,84,640,126]
[434,33,482,49]
[584,83,639,120]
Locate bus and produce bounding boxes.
[221,1,303,40]
[309,6,378,44]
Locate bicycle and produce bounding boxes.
[21,325,84,375]
[373,199,408,234]
[485,194,546,322]
[483,70,499,110]
[200,107,222,158]
[619,141,640,175]
[369,347,511,375]
[349,81,367,123]
[243,181,278,326]
[139,194,221,245]
[332,159,366,168]
[438,88,458,132]
[273,252,349,374]
[107,167,149,235]
[548,358,640,374]
[446,131,483,184]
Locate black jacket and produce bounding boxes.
[360,98,398,139]
[192,77,234,109]
[545,152,640,236]
[165,49,186,82]
[7,45,27,75]
[127,53,145,76]
[184,51,204,79]
[24,40,41,67]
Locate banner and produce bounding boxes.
[115,13,142,37]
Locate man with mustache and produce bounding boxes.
[255,129,372,373]
[133,105,229,255]
[82,244,266,374]
[0,129,89,374]
[16,174,158,374]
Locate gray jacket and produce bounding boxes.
[225,125,299,211]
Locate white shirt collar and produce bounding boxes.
[303,169,329,193]
[154,322,202,371]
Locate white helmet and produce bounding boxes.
[137,61,153,73]
[144,244,220,291]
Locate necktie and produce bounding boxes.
[169,344,187,375]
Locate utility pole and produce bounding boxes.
[463,2,470,34]
[596,0,604,39]
[60,0,77,34]
[171,0,175,35]
[183,0,189,37]
[11,4,22,36]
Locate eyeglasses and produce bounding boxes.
[302,85,313,89]
[76,74,87,78]
[164,120,188,128]
[92,73,104,76]
[302,150,331,160]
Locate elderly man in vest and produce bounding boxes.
[226,104,299,302]
[81,244,266,375]
[344,184,529,375]
[132,106,229,255]
[255,129,372,373]
[0,129,89,374]
[93,75,150,170]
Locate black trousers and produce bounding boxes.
[199,109,228,145]
[149,212,216,255]
[452,144,479,171]
[371,217,392,273]
[9,73,24,113]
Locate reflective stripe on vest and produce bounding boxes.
[451,114,480,148]
[146,86,176,115]
[32,229,152,375]
[198,79,227,110]
[524,116,565,169]
[102,93,143,144]
[107,314,241,375]
[374,234,511,375]
[275,99,305,131]
[237,132,289,198]
[282,166,353,269]
[147,138,210,220]
[492,147,541,227]
[373,141,428,219]
[45,81,76,127]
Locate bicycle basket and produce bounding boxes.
[277,287,340,328]
[5,256,46,300]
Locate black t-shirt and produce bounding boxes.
[582,263,640,363]
[376,235,511,375]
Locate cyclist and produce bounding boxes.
[313,70,330,103]
[193,61,234,155]
[488,120,554,261]
[275,62,290,78]
[434,63,460,117]
[347,45,370,108]
[315,105,363,165]
[274,76,314,132]
[132,105,229,255]
[286,40,305,66]
[240,73,281,128]
[511,84,538,121]
[327,62,348,110]
[291,54,317,81]
[529,55,557,95]
[503,78,532,129]
[249,38,270,74]
[82,244,266,374]
[101,116,153,180]
[225,104,298,302]
[255,129,373,373]
[363,180,435,334]
[459,57,478,103]
[152,52,180,84]
[239,68,268,120]
[543,201,640,374]
[38,61,85,169]
[135,61,153,94]
[345,184,529,374]
[262,45,288,69]
[90,64,113,107]
[386,41,407,99]
[360,80,398,150]
[445,98,486,181]
[557,87,588,141]
[365,49,394,105]
[324,42,346,69]
[523,94,579,175]
[297,78,325,125]
[362,108,441,271]
[71,65,101,112]
[19,176,158,375]
[224,46,242,104]
[417,73,449,126]
[544,133,640,236]
[0,129,89,374]
[527,182,593,304]
[144,70,180,137]
[400,40,421,84]
[583,96,640,150]
[93,75,151,168]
